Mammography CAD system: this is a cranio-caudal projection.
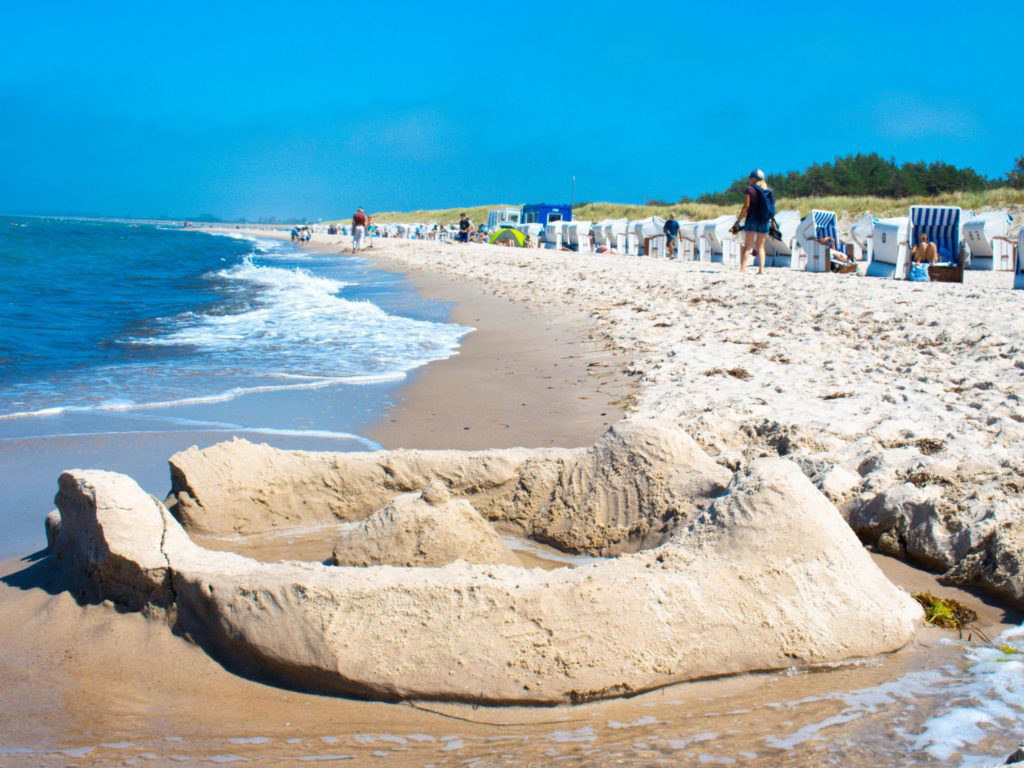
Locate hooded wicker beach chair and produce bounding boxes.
[866,216,911,279]
[699,215,741,266]
[678,221,700,260]
[964,211,1016,271]
[910,205,964,283]
[798,210,848,273]
[848,213,879,263]
[764,210,803,269]
[632,216,667,257]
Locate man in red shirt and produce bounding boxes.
[352,207,367,253]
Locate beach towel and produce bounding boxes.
[908,263,930,282]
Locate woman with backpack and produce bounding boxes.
[737,169,775,274]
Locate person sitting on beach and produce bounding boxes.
[663,213,680,259]
[911,232,938,265]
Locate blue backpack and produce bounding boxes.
[749,185,776,219]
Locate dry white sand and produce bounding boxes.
[361,238,1024,605]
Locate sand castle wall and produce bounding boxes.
[47,421,922,705]
[167,422,732,556]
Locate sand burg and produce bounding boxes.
[47,419,921,705]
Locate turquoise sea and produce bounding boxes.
[0,217,470,555]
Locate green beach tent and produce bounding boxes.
[488,227,526,247]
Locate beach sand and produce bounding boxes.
[2,232,1023,765]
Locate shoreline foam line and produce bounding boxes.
[0,427,381,450]
[0,373,409,421]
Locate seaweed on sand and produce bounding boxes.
[913,591,978,631]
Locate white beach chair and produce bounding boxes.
[632,216,667,257]
[543,221,563,249]
[601,219,630,252]
[516,222,544,248]
[866,216,911,279]
[848,213,878,263]
[964,211,1016,271]
[564,221,593,252]
[677,222,699,260]
[765,210,803,269]
[699,216,741,266]
[798,210,850,273]
[909,205,964,283]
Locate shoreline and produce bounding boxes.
[361,252,630,450]
[249,228,632,451]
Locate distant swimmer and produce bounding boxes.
[352,207,367,253]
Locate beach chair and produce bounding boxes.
[799,210,852,273]
[866,216,910,279]
[964,211,1016,271]
[678,222,700,260]
[848,213,878,263]
[699,216,741,266]
[602,219,630,253]
[632,216,667,257]
[516,222,544,248]
[542,221,562,249]
[909,205,964,283]
[564,221,593,252]
[1016,226,1024,290]
[765,210,804,269]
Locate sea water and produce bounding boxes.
[0,217,470,555]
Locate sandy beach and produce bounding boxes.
[3,231,1024,765]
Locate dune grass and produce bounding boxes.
[362,188,1024,225]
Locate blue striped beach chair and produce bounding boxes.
[909,205,963,283]
[802,210,852,272]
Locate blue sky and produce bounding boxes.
[2,0,1022,219]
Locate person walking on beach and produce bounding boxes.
[737,169,774,274]
[458,213,470,243]
[663,213,680,259]
[352,207,367,253]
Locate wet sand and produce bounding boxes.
[1,548,1018,767]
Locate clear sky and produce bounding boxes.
[3,0,1022,220]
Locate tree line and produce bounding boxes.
[675,153,1024,205]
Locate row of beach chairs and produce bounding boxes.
[377,207,1023,289]
[504,207,1021,288]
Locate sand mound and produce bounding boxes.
[168,419,731,555]
[48,431,920,705]
[331,481,519,567]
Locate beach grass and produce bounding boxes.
[362,188,1024,225]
